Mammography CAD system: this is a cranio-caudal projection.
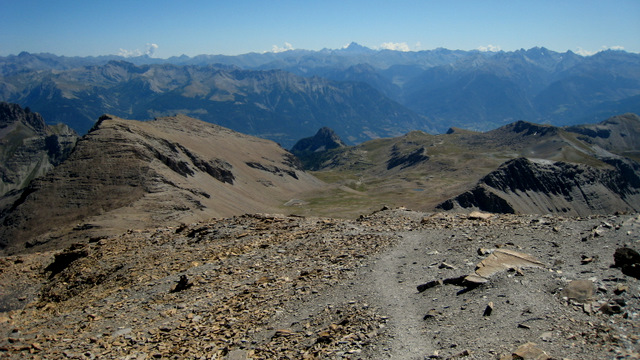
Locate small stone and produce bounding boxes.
[423,309,438,320]
[540,332,553,342]
[483,302,494,316]
[469,211,492,220]
[453,349,470,357]
[614,284,628,295]
[417,280,442,292]
[511,342,551,359]
[439,262,456,270]
[316,331,332,344]
[600,303,623,315]
[580,255,596,264]
[273,329,294,338]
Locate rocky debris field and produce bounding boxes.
[1,209,640,359]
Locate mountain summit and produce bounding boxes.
[0,114,322,253]
[290,127,346,153]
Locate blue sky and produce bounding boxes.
[1,0,639,57]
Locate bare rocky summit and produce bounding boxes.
[0,208,639,359]
[0,114,322,253]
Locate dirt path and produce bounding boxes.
[358,230,437,359]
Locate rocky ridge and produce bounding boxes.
[438,157,640,216]
[0,208,639,359]
[0,102,77,199]
[0,114,323,254]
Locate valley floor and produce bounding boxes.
[1,209,639,359]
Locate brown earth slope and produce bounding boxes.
[0,114,323,254]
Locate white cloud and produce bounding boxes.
[146,43,158,56]
[379,42,411,52]
[575,47,594,56]
[575,45,625,56]
[477,44,501,52]
[118,48,142,57]
[118,43,159,58]
[270,42,294,53]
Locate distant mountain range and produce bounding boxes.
[1,44,639,147]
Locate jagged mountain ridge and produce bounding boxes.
[0,102,77,200]
[2,47,638,142]
[294,114,640,217]
[0,61,431,148]
[0,114,323,254]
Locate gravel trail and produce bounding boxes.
[362,230,437,359]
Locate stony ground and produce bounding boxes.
[1,208,639,359]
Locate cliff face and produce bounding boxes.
[437,157,640,216]
[0,114,323,254]
[0,102,77,198]
[289,127,347,170]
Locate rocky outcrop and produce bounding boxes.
[0,114,323,253]
[290,127,347,170]
[290,127,346,153]
[0,102,77,198]
[437,157,640,215]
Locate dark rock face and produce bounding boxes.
[290,127,346,153]
[290,127,346,170]
[437,157,640,215]
[438,186,515,214]
[0,102,78,198]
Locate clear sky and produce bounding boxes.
[1,0,639,58]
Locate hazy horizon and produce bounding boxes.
[3,42,638,60]
[1,0,638,58]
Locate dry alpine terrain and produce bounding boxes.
[0,209,639,359]
[0,114,322,254]
[1,110,640,359]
